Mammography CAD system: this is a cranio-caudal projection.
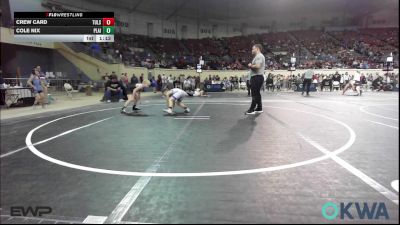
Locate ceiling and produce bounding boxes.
[78,0,399,25]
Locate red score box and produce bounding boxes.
[102,18,115,26]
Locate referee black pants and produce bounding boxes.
[249,75,264,111]
[302,78,312,95]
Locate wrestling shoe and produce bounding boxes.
[255,109,263,114]
[163,108,173,114]
[245,110,256,115]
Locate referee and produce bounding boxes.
[246,44,265,115]
[302,69,313,96]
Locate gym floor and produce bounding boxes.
[1,91,399,224]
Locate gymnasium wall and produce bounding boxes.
[0,27,90,81]
[0,42,91,81]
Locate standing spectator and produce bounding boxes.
[150,76,157,93]
[183,78,190,91]
[173,76,178,88]
[157,75,162,92]
[360,73,367,91]
[100,73,110,102]
[140,73,144,83]
[313,74,319,91]
[168,75,174,89]
[120,73,129,100]
[343,72,350,87]
[195,76,201,89]
[190,77,195,91]
[266,73,274,91]
[0,71,4,88]
[282,75,288,90]
[161,74,167,90]
[246,73,251,96]
[229,77,234,91]
[131,74,139,89]
[273,75,281,91]
[262,73,267,92]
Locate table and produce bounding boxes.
[0,87,34,107]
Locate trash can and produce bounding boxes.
[85,85,93,96]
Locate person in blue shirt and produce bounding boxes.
[27,69,46,108]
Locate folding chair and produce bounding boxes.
[5,92,20,108]
[64,83,78,98]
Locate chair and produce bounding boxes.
[332,81,340,91]
[5,91,20,108]
[64,83,78,98]
[321,79,332,92]
[47,94,56,104]
[239,82,247,90]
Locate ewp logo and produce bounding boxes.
[321,202,389,220]
[10,206,52,217]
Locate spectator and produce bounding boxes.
[246,73,251,96]
[266,73,274,92]
[150,76,158,93]
[0,71,4,88]
[105,75,124,103]
[161,74,167,90]
[120,73,129,100]
[130,74,139,90]
[140,74,144,83]
[157,75,162,92]
[168,75,174,89]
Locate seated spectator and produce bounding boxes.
[372,76,384,91]
[105,75,124,103]
[321,75,333,92]
[130,74,139,91]
[0,72,4,88]
[266,74,274,91]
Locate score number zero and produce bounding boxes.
[102,18,115,35]
[92,18,115,26]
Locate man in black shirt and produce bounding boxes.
[372,76,384,91]
[130,74,139,91]
[105,75,124,103]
